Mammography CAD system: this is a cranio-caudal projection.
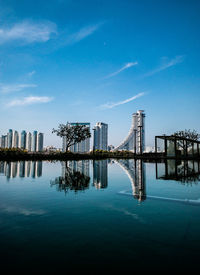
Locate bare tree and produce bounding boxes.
[172,129,200,150]
[52,123,91,152]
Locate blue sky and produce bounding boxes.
[0,0,200,148]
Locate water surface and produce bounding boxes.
[0,159,200,272]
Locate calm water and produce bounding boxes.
[0,159,200,272]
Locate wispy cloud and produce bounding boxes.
[0,83,37,93]
[100,92,145,109]
[104,62,138,79]
[63,22,104,46]
[7,96,53,107]
[143,55,184,77]
[0,20,57,44]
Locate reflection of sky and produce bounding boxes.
[0,204,46,216]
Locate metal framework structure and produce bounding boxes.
[155,135,200,157]
[114,110,145,153]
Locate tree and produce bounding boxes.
[172,129,200,150]
[52,123,91,152]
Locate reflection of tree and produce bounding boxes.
[50,165,90,194]
[176,162,200,185]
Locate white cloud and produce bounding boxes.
[7,96,53,107]
[143,55,184,77]
[0,83,37,93]
[28,70,36,77]
[64,22,104,46]
[104,62,138,79]
[0,20,57,44]
[100,92,145,109]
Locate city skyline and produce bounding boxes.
[0,129,44,152]
[0,0,200,148]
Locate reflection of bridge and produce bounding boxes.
[115,159,146,201]
[114,110,145,153]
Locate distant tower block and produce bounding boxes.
[114,110,145,154]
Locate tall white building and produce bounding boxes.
[12,131,19,148]
[0,135,8,148]
[7,129,13,148]
[32,131,38,152]
[26,132,32,151]
[62,123,90,153]
[20,130,27,149]
[93,122,108,150]
[37,133,44,152]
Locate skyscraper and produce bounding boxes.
[114,110,145,154]
[7,129,13,148]
[37,133,44,152]
[0,135,8,148]
[93,122,108,150]
[26,132,32,151]
[32,131,37,152]
[20,130,27,149]
[62,123,90,153]
[12,131,19,148]
[133,110,145,154]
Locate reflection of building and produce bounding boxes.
[93,122,108,150]
[93,160,108,189]
[19,161,26,177]
[66,160,90,177]
[51,160,90,193]
[116,159,146,201]
[114,110,145,153]
[0,161,43,179]
[156,160,200,183]
[62,123,90,153]
[36,161,43,177]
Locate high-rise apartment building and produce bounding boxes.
[0,135,8,148]
[37,133,44,152]
[12,131,19,148]
[20,130,27,149]
[7,129,13,148]
[32,131,38,152]
[93,122,108,151]
[26,132,32,151]
[62,123,90,153]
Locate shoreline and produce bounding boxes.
[0,151,199,162]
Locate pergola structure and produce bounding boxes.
[155,135,200,157]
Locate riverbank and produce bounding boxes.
[0,149,199,161]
